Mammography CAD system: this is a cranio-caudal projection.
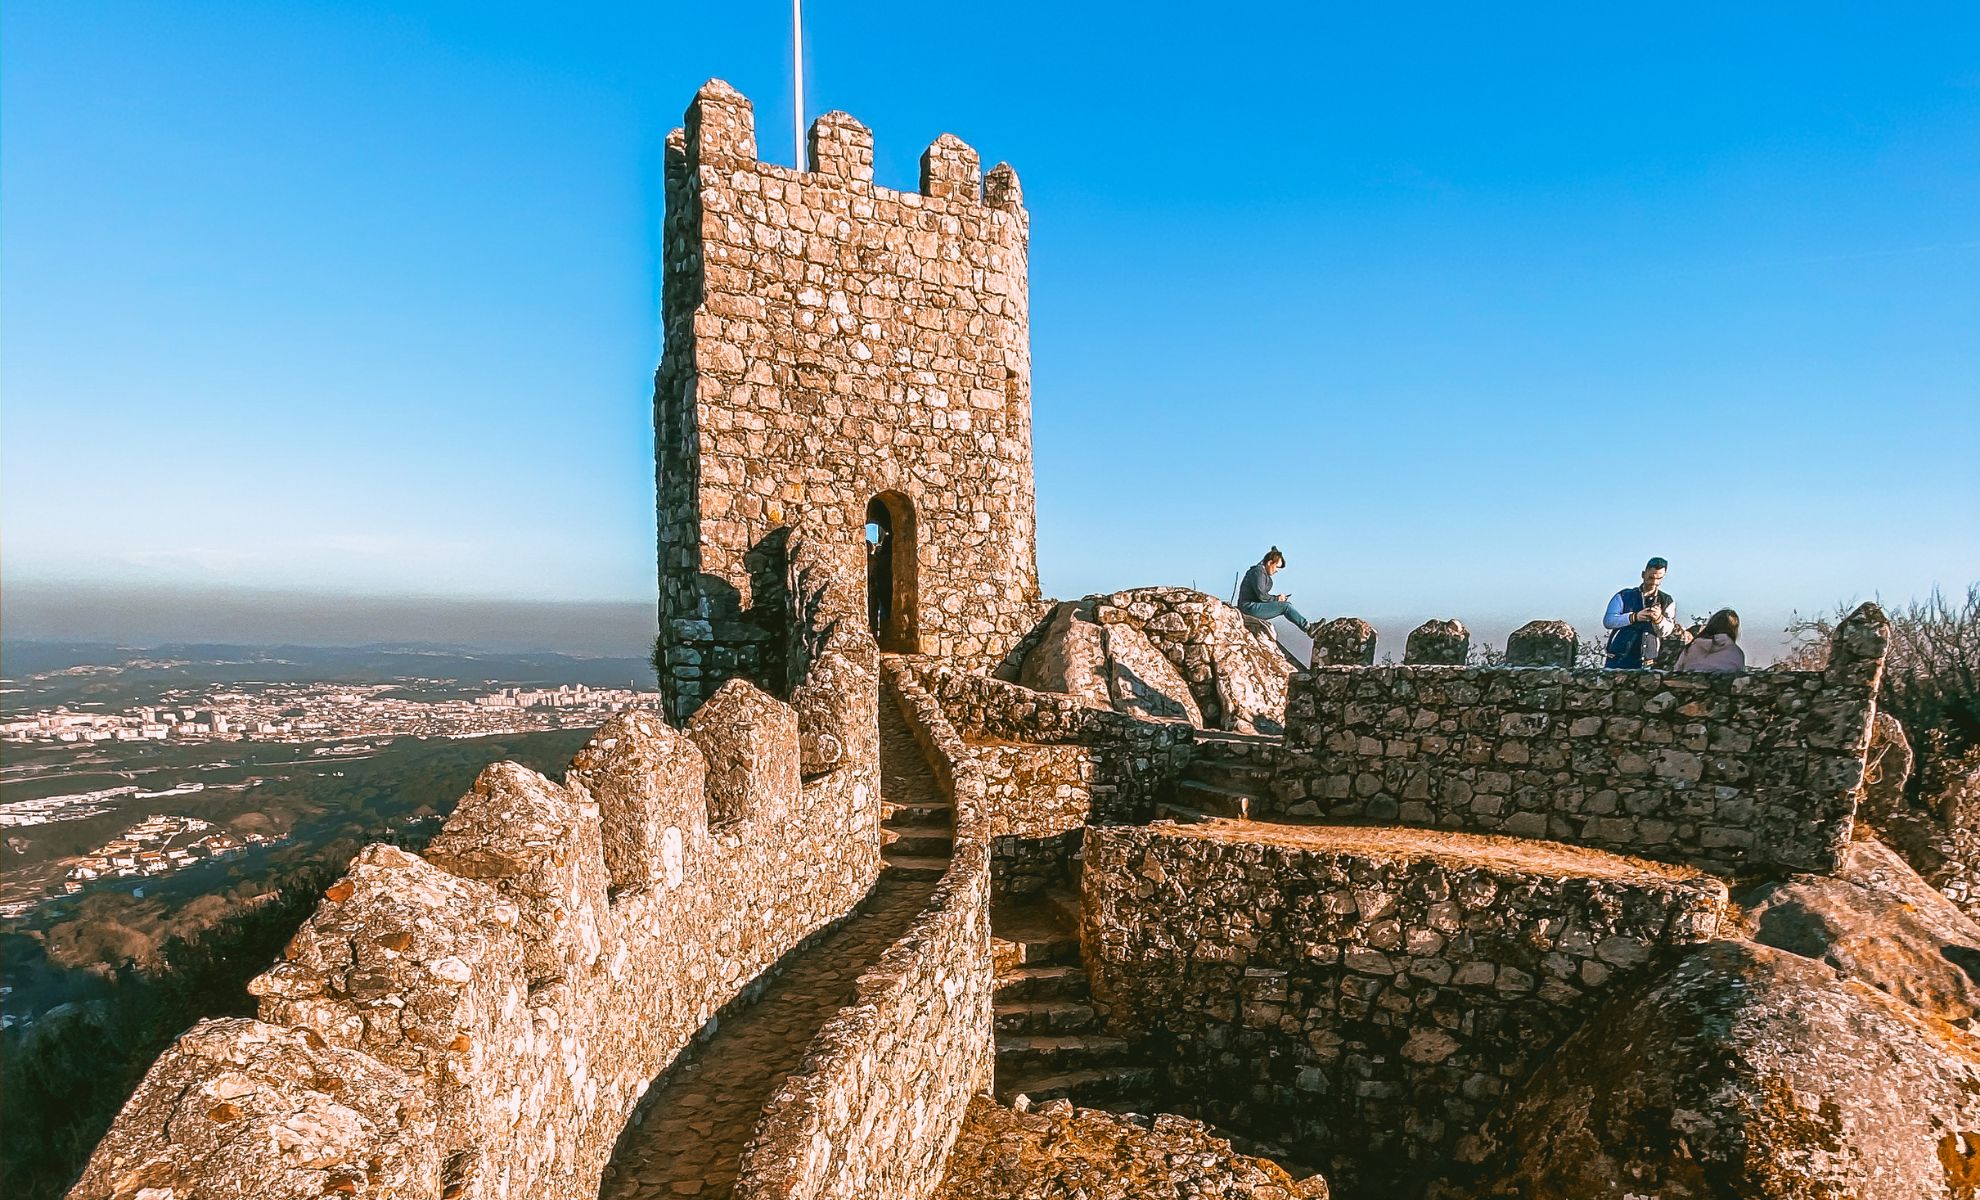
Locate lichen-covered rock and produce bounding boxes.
[1743,838,1980,1026]
[1101,621,1202,724]
[1404,618,1469,665]
[933,1096,1328,1199]
[67,1017,439,1200]
[1471,939,1980,1200]
[1018,601,1111,709]
[685,677,802,826]
[1310,616,1377,666]
[1504,620,1577,668]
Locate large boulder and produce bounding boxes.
[1470,939,1980,1200]
[1016,601,1112,710]
[1011,587,1293,732]
[1200,601,1296,734]
[1743,838,1980,1026]
[1101,622,1202,725]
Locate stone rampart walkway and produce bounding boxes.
[597,693,950,1199]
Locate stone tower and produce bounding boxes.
[655,80,1039,717]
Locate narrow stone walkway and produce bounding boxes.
[597,692,950,1199]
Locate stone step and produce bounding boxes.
[880,828,953,857]
[1175,779,1256,820]
[990,931,1081,970]
[1192,728,1284,748]
[995,1034,1132,1074]
[882,800,953,829]
[1040,886,1084,932]
[1182,759,1276,792]
[993,964,1092,1003]
[1153,803,1211,824]
[994,1000,1099,1036]
[880,854,951,880]
[996,1064,1158,1107]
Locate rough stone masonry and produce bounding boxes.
[655,80,1040,719]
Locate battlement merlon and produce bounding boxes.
[679,78,1027,212]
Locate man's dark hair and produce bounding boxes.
[1645,556,1669,571]
[1702,608,1740,641]
[1265,547,1285,567]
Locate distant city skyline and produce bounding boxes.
[4,3,1976,641]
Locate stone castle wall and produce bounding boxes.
[656,80,1039,718]
[71,528,886,1200]
[1082,822,1728,1193]
[733,664,994,1200]
[1269,603,1892,874]
[906,657,1195,893]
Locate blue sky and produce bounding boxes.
[4,2,1976,650]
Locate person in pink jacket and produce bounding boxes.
[1676,609,1746,673]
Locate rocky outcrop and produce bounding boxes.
[1861,711,1916,827]
[1101,621,1202,724]
[1470,939,1980,1200]
[1004,587,1295,732]
[933,1096,1328,1200]
[1943,755,1980,919]
[1744,838,1980,1026]
[1855,718,1980,923]
[1017,601,1111,709]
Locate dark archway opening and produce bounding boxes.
[865,493,917,653]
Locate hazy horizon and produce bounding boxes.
[2,576,1864,665]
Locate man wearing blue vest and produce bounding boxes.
[1602,556,1692,669]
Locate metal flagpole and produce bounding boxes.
[792,0,805,168]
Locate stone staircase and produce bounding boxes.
[990,888,1155,1109]
[1164,729,1279,822]
[881,750,955,882]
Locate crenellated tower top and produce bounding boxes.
[654,81,1037,719]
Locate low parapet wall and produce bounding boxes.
[71,531,886,1200]
[907,657,1191,813]
[1270,602,1891,874]
[905,657,1193,891]
[1082,821,1727,1193]
[733,664,993,1200]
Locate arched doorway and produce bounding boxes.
[864,493,917,652]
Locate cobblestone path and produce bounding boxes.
[597,693,950,1199]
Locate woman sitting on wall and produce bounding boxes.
[1676,609,1745,673]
